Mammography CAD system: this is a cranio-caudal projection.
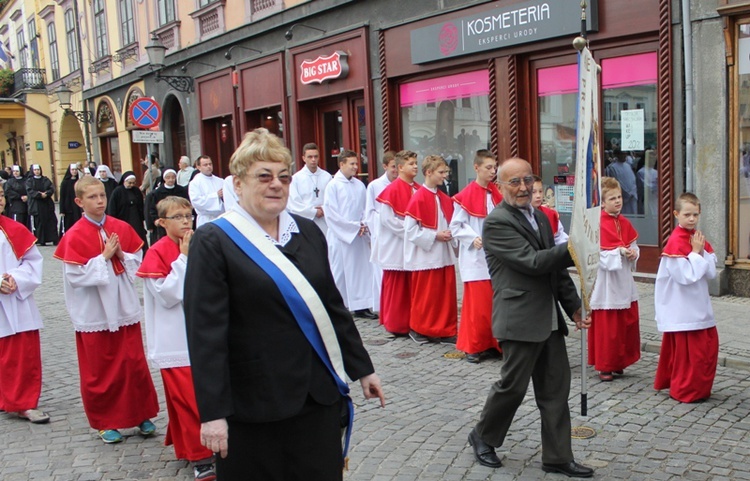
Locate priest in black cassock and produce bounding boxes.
[107,171,148,251]
[25,164,59,245]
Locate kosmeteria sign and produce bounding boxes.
[410,0,598,64]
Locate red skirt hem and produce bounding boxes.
[587,301,641,371]
[409,266,458,338]
[75,324,159,430]
[654,327,718,403]
[0,330,42,412]
[456,280,499,354]
[380,270,411,334]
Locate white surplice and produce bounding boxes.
[223,175,239,214]
[590,244,640,310]
[62,229,142,333]
[655,250,717,333]
[364,173,392,308]
[288,165,332,234]
[323,171,374,311]
[404,187,456,271]
[0,239,43,338]
[449,194,494,283]
[142,253,190,369]
[189,173,225,228]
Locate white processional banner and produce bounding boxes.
[568,46,601,312]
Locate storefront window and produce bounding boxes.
[737,25,750,261]
[400,70,491,189]
[537,53,658,244]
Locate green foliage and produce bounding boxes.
[0,69,13,97]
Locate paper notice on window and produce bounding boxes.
[620,109,644,151]
[739,37,750,75]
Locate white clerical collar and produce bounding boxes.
[230,205,299,247]
[83,213,107,228]
[423,185,438,193]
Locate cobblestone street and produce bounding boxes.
[2,246,750,480]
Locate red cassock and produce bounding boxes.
[55,216,158,430]
[456,280,498,354]
[405,187,457,338]
[161,367,213,461]
[376,179,419,335]
[0,216,41,413]
[452,182,502,354]
[588,210,641,372]
[654,328,718,403]
[654,226,717,403]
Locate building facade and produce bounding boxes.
[1,0,749,295]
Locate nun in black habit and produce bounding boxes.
[96,165,118,201]
[59,163,83,234]
[25,164,59,245]
[107,171,148,250]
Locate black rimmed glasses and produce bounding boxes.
[498,176,535,188]
[250,172,292,185]
[162,214,195,221]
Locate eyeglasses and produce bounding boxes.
[498,176,535,188]
[162,214,195,221]
[250,172,292,185]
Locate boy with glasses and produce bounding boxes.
[137,196,216,481]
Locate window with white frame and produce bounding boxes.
[16,28,27,68]
[158,0,176,26]
[120,0,135,46]
[28,18,39,68]
[65,9,79,71]
[47,23,60,80]
[93,0,109,58]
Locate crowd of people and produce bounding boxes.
[0,132,720,481]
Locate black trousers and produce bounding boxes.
[217,397,343,481]
[476,330,573,464]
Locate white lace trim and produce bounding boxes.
[72,315,141,333]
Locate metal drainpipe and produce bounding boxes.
[73,0,93,165]
[682,0,694,193]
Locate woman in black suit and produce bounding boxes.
[184,129,385,480]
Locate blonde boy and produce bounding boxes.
[404,155,457,344]
[137,197,215,480]
[54,176,158,444]
[588,177,641,381]
[654,193,718,402]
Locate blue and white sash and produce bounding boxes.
[214,210,354,460]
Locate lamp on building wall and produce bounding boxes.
[284,24,326,41]
[145,33,194,93]
[180,60,216,73]
[224,45,261,61]
[55,85,93,123]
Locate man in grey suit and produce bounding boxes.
[467,158,594,478]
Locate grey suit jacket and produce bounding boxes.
[482,200,581,343]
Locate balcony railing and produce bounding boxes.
[13,68,46,93]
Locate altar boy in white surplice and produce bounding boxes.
[288,143,332,234]
[323,150,377,320]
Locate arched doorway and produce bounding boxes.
[57,114,86,182]
[162,95,188,169]
[96,100,121,179]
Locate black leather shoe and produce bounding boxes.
[468,428,502,468]
[541,460,594,478]
[354,309,379,320]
